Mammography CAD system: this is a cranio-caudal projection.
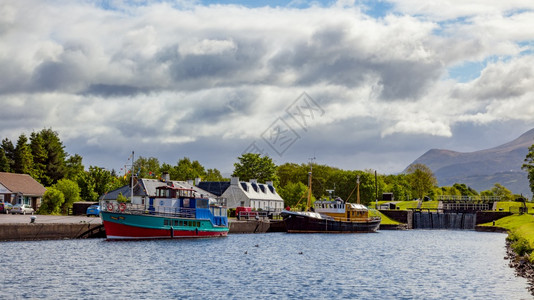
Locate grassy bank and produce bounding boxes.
[480,214,534,261]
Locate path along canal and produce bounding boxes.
[0,230,531,299]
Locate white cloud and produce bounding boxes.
[0,0,533,173]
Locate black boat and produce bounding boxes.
[281,163,381,233]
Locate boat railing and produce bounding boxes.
[237,211,269,220]
[101,201,197,218]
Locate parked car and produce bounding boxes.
[11,204,35,215]
[0,202,13,214]
[86,204,101,217]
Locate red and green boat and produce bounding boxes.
[101,185,229,240]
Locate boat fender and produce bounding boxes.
[107,203,113,212]
[119,203,126,212]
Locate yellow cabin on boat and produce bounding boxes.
[314,199,371,222]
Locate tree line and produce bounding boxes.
[2,128,533,214]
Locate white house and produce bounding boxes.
[197,177,284,212]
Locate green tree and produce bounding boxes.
[522,144,534,196]
[65,154,85,180]
[1,138,15,171]
[55,179,81,214]
[383,174,412,201]
[38,187,65,215]
[277,181,312,210]
[13,134,34,176]
[88,166,114,196]
[76,171,99,202]
[173,157,206,181]
[0,148,9,172]
[39,128,67,186]
[133,156,161,179]
[205,168,224,181]
[29,131,49,184]
[489,183,514,201]
[452,183,479,196]
[405,163,437,200]
[232,153,278,184]
[277,163,307,188]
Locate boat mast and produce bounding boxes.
[356,175,360,204]
[307,157,315,211]
[130,151,134,202]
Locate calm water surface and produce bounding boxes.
[1,230,532,299]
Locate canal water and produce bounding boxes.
[1,230,532,299]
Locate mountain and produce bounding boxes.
[407,128,534,197]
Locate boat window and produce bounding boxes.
[164,219,170,226]
[183,199,190,208]
[174,220,179,226]
[197,198,208,209]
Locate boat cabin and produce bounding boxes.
[149,186,228,226]
[314,198,370,222]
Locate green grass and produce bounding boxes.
[392,201,418,210]
[479,214,534,231]
[480,214,534,259]
[378,212,401,225]
[495,201,534,212]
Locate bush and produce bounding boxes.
[511,237,533,257]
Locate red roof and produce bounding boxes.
[0,172,47,196]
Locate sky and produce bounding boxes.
[1,0,534,177]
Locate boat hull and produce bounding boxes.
[101,211,228,240]
[281,211,380,233]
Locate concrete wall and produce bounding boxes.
[229,220,270,234]
[0,223,102,241]
[379,210,413,229]
[475,211,512,225]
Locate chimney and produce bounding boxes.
[230,176,239,185]
[266,181,273,186]
[195,177,201,185]
[162,172,170,182]
[187,179,193,185]
[250,179,257,184]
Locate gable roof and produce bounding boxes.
[197,181,231,197]
[0,172,47,196]
[100,178,216,200]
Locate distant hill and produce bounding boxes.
[407,128,534,197]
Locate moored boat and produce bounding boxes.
[281,198,381,233]
[101,185,229,240]
[280,164,381,233]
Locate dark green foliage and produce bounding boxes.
[76,171,99,202]
[0,148,9,172]
[1,138,15,171]
[13,134,34,176]
[39,128,67,186]
[65,154,85,180]
[88,166,115,196]
[30,132,50,184]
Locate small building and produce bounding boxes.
[197,177,284,212]
[0,172,47,210]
